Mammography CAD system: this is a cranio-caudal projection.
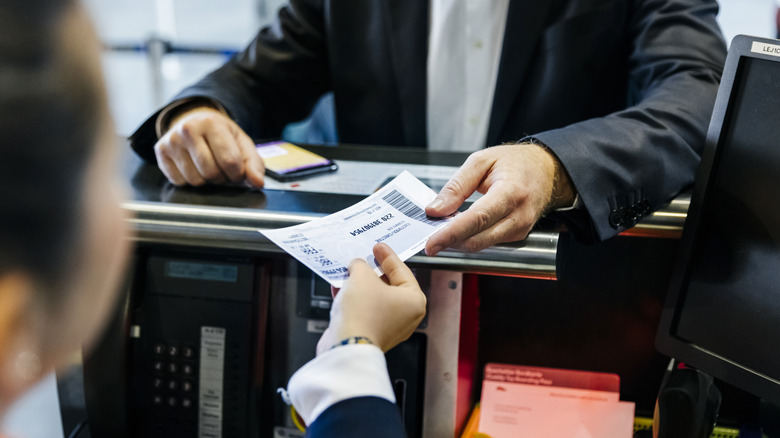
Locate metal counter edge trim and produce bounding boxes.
[122,201,559,280]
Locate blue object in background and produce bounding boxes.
[282,93,339,145]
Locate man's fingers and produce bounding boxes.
[157,109,264,188]
[158,155,187,186]
[168,149,206,186]
[236,129,265,188]
[206,124,247,183]
[426,151,494,217]
[426,183,516,254]
[156,119,218,186]
[373,243,417,287]
[186,134,229,184]
[457,213,535,252]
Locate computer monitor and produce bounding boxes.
[656,35,780,406]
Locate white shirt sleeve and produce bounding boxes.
[286,344,395,425]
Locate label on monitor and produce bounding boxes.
[751,41,780,58]
[199,326,226,438]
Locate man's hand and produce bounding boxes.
[424,143,574,255]
[154,106,265,188]
[316,243,426,355]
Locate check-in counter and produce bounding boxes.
[123,142,691,276]
[124,144,562,280]
[82,143,692,438]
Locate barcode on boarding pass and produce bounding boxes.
[382,189,440,226]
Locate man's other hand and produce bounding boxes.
[424,143,574,255]
[154,106,265,188]
[316,243,426,355]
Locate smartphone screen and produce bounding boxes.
[256,141,338,181]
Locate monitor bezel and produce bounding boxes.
[656,34,780,405]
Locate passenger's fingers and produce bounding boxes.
[236,128,265,188]
[426,151,494,217]
[342,258,379,290]
[187,133,229,184]
[426,182,516,254]
[373,243,417,288]
[346,257,374,278]
[158,155,187,186]
[206,123,246,183]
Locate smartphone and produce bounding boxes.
[256,141,338,182]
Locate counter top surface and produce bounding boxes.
[121,142,690,279]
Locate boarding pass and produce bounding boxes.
[259,171,452,287]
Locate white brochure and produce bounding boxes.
[260,171,452,287]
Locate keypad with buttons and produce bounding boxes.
[131,254,258,438]
[151,342,197,411]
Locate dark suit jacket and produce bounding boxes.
[305,396,406,438]
[131,0,726,243]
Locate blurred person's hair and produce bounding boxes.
[0,0,103,294]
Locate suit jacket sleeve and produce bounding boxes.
[129,0,330,163]
[286,344,405,437]
[305,396,406,438]
[535,0,727,242]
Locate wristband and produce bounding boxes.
[330,336,374,350]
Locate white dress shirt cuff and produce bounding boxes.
[552,194,581,212]
[287,344,395,426]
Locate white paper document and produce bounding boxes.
[260,171,452,287]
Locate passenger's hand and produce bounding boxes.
[316,243,426,354]
[154,106,265,188]
[424,143,574,255]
